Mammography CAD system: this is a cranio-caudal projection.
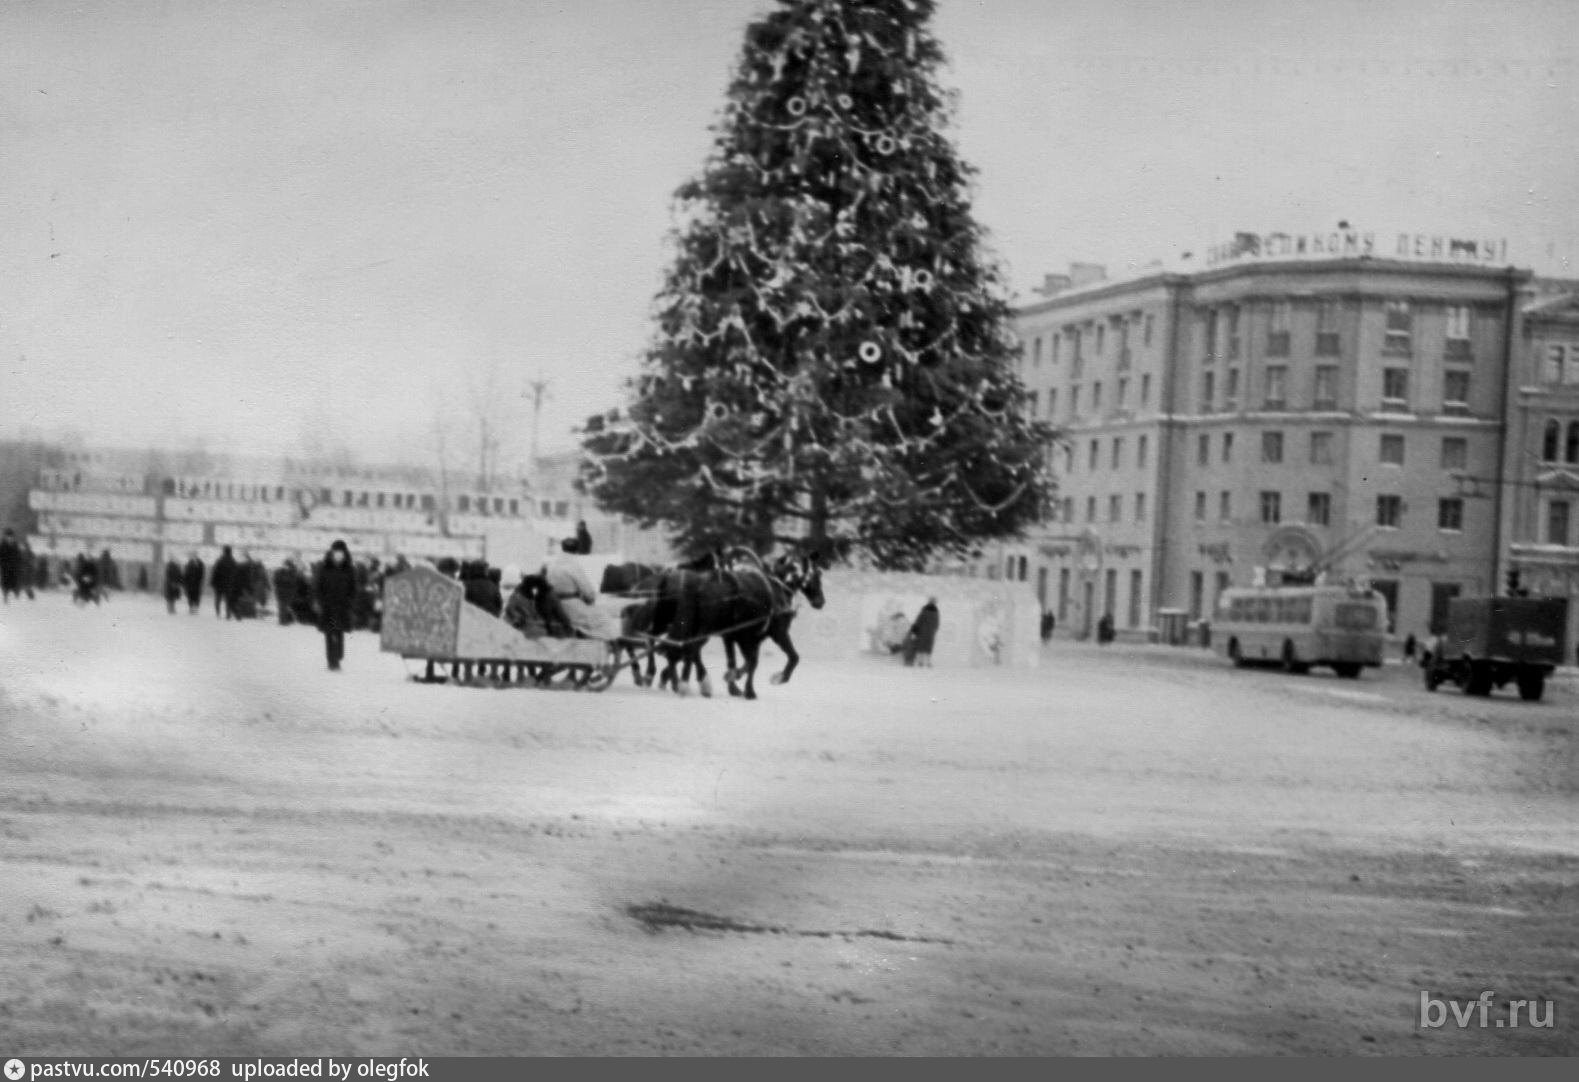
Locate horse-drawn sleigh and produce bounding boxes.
[378,547,826,698]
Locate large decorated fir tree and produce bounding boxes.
[580,0,1057,569]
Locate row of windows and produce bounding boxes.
[1056,493,1149,525]
[1195,363,1472,414]
[1200,299,1474,361]
[1216,491,1465,531]
[1539,420,1579,464]
[1024,312,1159,376]
[1063,430,1474,477]
[1028,373,1156,421]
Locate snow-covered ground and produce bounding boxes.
[1,592,1575,1054]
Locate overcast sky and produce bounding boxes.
[3,0,1576,469]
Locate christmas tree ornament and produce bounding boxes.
[786,96,807,117]
[859,341,882,364]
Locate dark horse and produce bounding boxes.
[652,548,826,700]
[601,553,720,690]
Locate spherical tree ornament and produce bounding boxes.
[873,134,897,156]
[709,401,729,422]
[837,93,853,110]
[859,341,882,364]
[786,96,807,117]
[911,268,934,290]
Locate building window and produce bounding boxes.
[1438,497,1464,532]
[1382,367,1410,410]
[1138,434,1149,468]
[1197,434,1210,467]
[1200,371,1215,413]
[1384,299,1412,354]
[1313,365,1338,410]
[1569,421,1579,464]
[1140,373,1151,406]
[1443,369,1471,411]
[1542,419,1560,462]
[1070,386,1080,417]
[1093,381,1103,410]
[1376,494,1403,529]
[1262,431,1284,464]
[1135,492,1147,522]
[1095,324,1105,355]
[457,494,470,512]
[1380,434,1405,466]
[1544,343,1567,383]
[509,499,519,515]
[1062,497,1074,522]
[1117,377,1129,407]
[1089,439,1100,470]
[1117,318,1132,370]
[1047,389,1057,418]
[1032,337,1042,366]
[1144,314,1154,345]
[1070,329,1083,377]
[1111,437,1124,469]
[1086,496,1097,523]
[1189,571,1204,621]
[1267,300,1291,356]
[1128,569,1143,628]
[1549,500,1572,545]
[1203,309,1218,361]
[1222,432,1234,462]
[1219,490,1231,521]
[1308,492,1331,526]
[1315,298,1341,355]
[1260,491,1282,524]
[1109,494,1122,522]
[1264,365,1287,409]
[1438,436,1467,471]
[1027,390,1039,417]
[1052,333,1061,364]
[1226,305,1241,360]
[1444,305,1471,359]
[1195,491,1207,521]
[1220,367,1239,411]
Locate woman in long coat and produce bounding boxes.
[182,554,205,613]
[314,539,358,672]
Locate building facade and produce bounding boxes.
[11,446,674,587]
[1501,286,1579,653]
[997,240,1537,643]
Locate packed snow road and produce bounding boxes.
[1,594,1574,1055]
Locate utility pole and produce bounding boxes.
[523,376,551,478]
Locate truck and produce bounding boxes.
[1423,596,1569,702]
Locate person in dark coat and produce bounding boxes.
[182,554,205,614]
[73,552,101,605]
[0,528,23,602]
[314,539,357,672]
[909,597,940,668]
[211,546,237,617]
[98,549,120,593]
[163,558,184,614]
[574,520,593,555]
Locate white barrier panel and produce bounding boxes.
[163,499,296,525]
[26,537,155,563]
[29,490,157,517]
[36,513,161,540]
[160,521,206,543]
[306,506,437,533]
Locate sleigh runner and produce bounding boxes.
[380,565,625,691]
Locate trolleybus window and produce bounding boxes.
[1334,603,1378,630]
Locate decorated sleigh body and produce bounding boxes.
[379,565,622,691]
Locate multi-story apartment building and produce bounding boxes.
[999,230,1535,643]
[1502,283,1579,652]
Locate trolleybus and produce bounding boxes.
[1212,582,1388,678]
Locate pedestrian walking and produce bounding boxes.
[211,546,238,618]
[908,596,940,668]
[0,528,24,602]
[163,558,184,614]
[314,539,357,672]
[182,554,205,614]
